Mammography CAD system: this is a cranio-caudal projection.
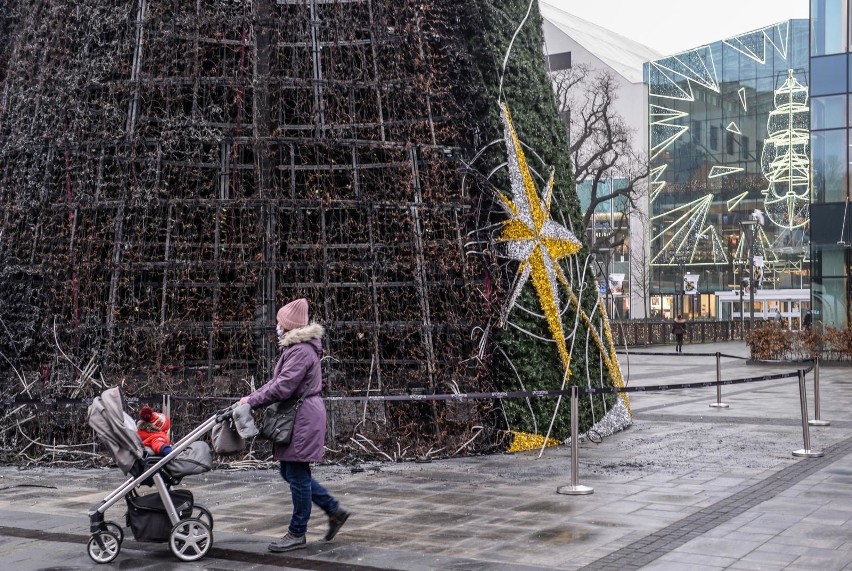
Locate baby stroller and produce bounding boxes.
[86,387,235,564]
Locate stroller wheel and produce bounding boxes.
[169,517,212,562]
[191,505,214,530]
[103,521,124,544]
[87,531,120,564]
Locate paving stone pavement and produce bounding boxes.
[1,340,851,570]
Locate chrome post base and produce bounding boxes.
[708,403,730,409]
[808,419,831,427]
[792,448,824,458]
[557,484,594,495]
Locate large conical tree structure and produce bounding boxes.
[0,0,627,463]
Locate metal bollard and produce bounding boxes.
[557,385,594,495]
[793,370,824,458]
[709,352,729,409]
[164,394,172,441]
[808,357,830,427]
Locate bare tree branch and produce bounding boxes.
[551,65,649,260]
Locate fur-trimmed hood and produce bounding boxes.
[278,322,324,348]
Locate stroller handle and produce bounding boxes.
[214,402,238,423]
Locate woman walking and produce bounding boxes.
[240,298,350,552]
[672,314,687,353]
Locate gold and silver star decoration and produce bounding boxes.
[495,102,582,370]
[493,102,630,413]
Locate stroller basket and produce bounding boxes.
[126,489,194,542]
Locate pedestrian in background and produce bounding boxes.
[240,298,350,552]
[672,314,687,353]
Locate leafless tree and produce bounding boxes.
[551,64,648,258]
[628,212,653,320]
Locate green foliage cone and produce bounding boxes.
[462,1,620,440]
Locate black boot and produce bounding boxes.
[325,508,350,541]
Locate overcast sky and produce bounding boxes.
[542,0,810,55]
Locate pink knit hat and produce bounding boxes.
[277,298,309,331]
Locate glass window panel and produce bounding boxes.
[812,95,847,129]
[811,129,848,202]
[576,180,592,213]
[821,247,847,277]
[812,276,848,328]
[811,54,848,96]
[811,0,847,55]
[849,55,852,91]
[811,202,850,243]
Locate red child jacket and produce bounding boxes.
[137,412,171,454]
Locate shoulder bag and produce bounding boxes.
[260,374,319,445]
[211,417,245,454]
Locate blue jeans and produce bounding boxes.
[280,461,339,537]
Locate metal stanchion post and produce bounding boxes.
[808,357,830,427]
[793,370,824,458]
[557,386,594,495]
[164,394,172,441]
[709,351,729,409]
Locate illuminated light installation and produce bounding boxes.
[506,430,560,453]
[651,195,728,265]
[738,87,748,111]
[495,102,582,370]
[649,165,668,202]
[734,225,779,268]
[723,21,789,64]
[648,46,718,101]
[709,166,744,178]
[647,45,720,262]
[727,191,750,210]
[650,105,689,161]
[493,102,631,438]
[647,19,809,282]
[761,70,810,230]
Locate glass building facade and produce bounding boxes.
[810,0,851,328]
[645,20,810,324]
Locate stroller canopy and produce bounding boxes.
[88,387,144,474]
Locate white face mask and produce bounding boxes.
[276,325,284,337]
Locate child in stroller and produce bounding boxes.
[85,387,235,564]
[136,405,173,456]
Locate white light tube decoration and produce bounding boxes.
[723,21,789,64]
[651,194,728,265]
[761,70,810,230]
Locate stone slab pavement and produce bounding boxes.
[1,340,851,570]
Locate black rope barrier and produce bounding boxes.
[615,350,740,358]
[615,351,817,365]
[0,366,812,407]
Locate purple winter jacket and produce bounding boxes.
[247,323,326,463]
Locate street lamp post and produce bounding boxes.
[673,252,686,318]
[738,263,745,340]
[740,219,758,333]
